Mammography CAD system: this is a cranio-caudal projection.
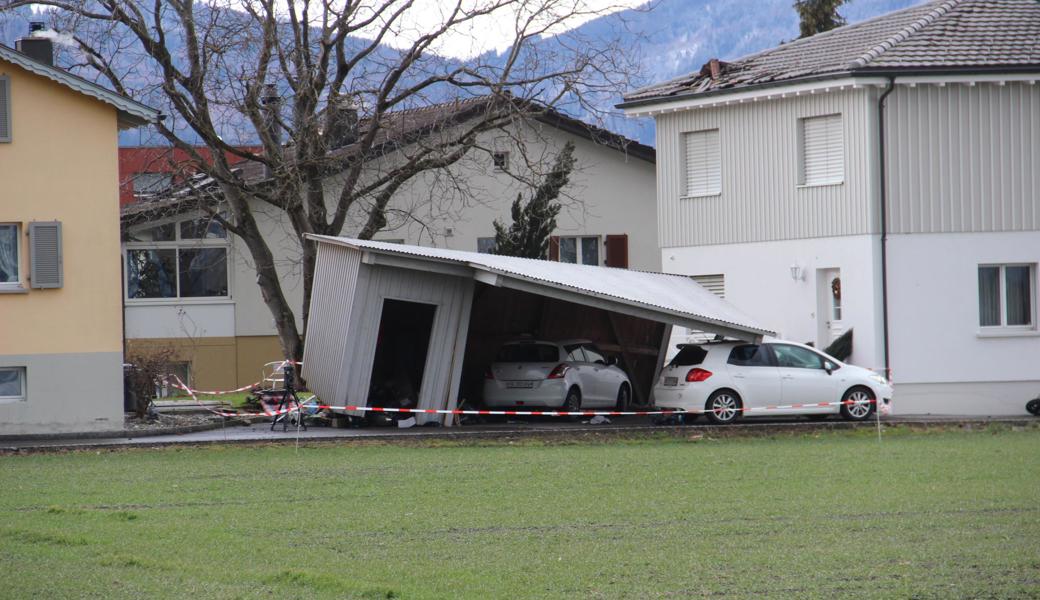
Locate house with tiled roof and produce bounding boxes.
[121,96,656,390]
[619,0,1040,415]
[0,26,159,434]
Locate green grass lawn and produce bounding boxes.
[2,426,1038,599]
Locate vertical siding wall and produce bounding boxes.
[655,88,877,248]
[885,82,1040,234]
[302,244,362,402]
[338,264,472,415]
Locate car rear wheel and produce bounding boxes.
[562,387,582,420]
[615,384,631,412]
[840,387,876,421]
[705,390,742,425]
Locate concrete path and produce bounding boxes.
[2,414,1035,452]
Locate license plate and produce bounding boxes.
[664,377,678,387]
[506,381,535,389]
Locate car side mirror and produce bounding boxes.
[824,361,835,375]
[607,356,618,367]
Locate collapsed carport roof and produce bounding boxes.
[307,236,775,342]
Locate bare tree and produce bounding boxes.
[1,0,637,362]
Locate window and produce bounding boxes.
[495,343,559,363]
[558,236,599,266]
[772,344,825,370]
[0,367,26,402]
[492,151,509,171]
[692,274,725,299]
[799,114,844,186]
[132,172,174,196]
[563,344,585,362]
[727,345,774,367]
[477,237,496,254]
[830,276,842,321]
[0,224,20,286]
[979,264,1035,328]
[0,75,10,143]
[125,215,230,300]
[581,344,607,365]
[669,345,707,367]
[683,129,721,197]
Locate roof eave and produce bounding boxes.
[617,71,857,111]
[0,44,161,126]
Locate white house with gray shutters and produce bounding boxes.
[620,0,1040,415]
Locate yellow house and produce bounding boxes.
[0,35,158,434]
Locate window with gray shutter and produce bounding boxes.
[29,221,62,289]
[0,76,11,143]
[799,114,844,186]
[683,129,721,197]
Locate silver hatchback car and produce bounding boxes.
[483,339,632,411]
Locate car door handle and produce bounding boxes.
[781,375,794,380]
[732,374,745,379]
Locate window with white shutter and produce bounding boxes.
[683,129,721,197]
[794,113,844,185]
[692,274,725,298]
[29,221,63,289]
[799,114,843,186]
[0,76,11,143]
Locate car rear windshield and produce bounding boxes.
[495,344,559,363]
[669,345,707,366]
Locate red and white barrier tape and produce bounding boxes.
[163,360,302,396]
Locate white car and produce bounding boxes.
[653,340,893,424]
[483,340,632,411]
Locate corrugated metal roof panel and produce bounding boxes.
[308,235,774,338]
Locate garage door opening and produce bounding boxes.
[367,299,437,408]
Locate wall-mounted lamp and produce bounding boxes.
[790,263,804,281]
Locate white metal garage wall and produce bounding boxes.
[336,263,474,416]
[302,243,362,403]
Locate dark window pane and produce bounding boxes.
[127,249,176,298]
[772,344,824,369]
[477,237,496,254]
[0,369,21,397]
[178,248,228,297]
[0,224,18,283]
[728,344,772,367]
[495,344,560,363]
[581,237,598,265]
[563,344,585,362]
[180,217,227,239]
[670,345,707,366]
[559,237,577,263]
[1006,266,1032,326]
[978,266,1001,326]
[582,344,606,364]
[128,222,175,242]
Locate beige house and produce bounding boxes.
[121,99,656,390]
[0,34,158,434]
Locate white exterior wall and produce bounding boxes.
[329,120,659,271]
[663,234,884,370]
[653,87,878,248]
[887,230,1040,415]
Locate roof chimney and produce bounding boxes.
[698,58,728,81]
[325,94,359,149]
[261,83,282,146]
[16,22,54,67]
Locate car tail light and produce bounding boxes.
[484,367,495,380]
[547,364,570,379]
[686,368,712,382]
